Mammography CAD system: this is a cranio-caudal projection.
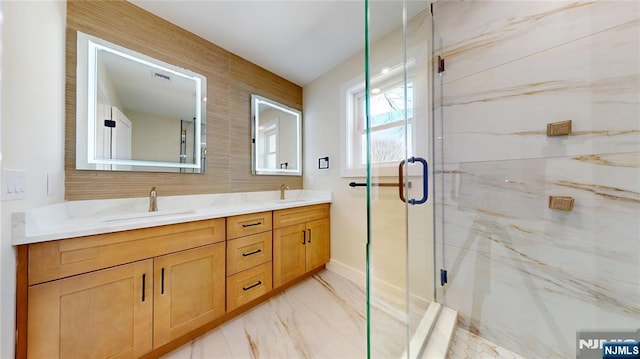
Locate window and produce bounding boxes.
[355,81,413,166]
[342,64,415,177]
[258,121,278,170]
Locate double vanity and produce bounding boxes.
[13,2,316,358]
[13,190,331,359]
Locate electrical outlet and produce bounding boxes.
[47,172,57,196]
[2,169,27,201]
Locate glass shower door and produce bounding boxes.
[432,13,446,308]
[365,1,437,357]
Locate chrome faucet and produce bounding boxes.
[149,187,158,212]
[280,184,290,200]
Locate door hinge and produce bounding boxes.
[438,56,445,73]
[440,269,448,286]
[104,119,116,128]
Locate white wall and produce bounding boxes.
[303,45,368,280]
[303,8,434,306]
[0,1,67,357]
[125,109,181,162]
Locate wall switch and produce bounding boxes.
[2,169,27,201]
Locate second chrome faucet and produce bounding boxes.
[149,187,158,212]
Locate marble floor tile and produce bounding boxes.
[447,328,526,359]
[285,270,367,351]
[161,269,442,359]
[161,270,398,359]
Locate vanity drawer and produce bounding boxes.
[28,218,225,285]
[226,262,272,311]
[227,211,272,239]
[273,204,330,229]
[227,231,272,276]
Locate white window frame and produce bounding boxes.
[354,79,414,167]
[341,61,417,177]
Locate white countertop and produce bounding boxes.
[12,190,331,245]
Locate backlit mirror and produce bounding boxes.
[76,31,207,173]
[251,95,302,176]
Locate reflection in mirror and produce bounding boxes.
[76,31,207,173]
[251,95,302,176]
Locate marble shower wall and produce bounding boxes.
[433,2,640,358]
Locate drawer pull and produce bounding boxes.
[141,274,146,302]
[242,249,262,257]
[242,222,262,228]
[161,268,165,295]
[242,281,262,291]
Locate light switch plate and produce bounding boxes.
[47,172,57,196]
[2,169,27,201]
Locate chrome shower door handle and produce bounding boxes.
[398,156,428,205]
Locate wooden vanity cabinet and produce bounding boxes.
[18,205,330,359]
[22,218,226,359]
[273,204,330,288]
[226,212,273,311]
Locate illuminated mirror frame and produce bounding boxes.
[251,94,302,176]
[75,31,207,172]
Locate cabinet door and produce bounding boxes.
[153,243,225,348]
[273,223,306,288]
[27,260,153,359]
[305,218,330,272]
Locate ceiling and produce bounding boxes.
[100,48,198,121]
[129,1,428,86]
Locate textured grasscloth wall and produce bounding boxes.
[65,1,302,200]
[433,2,640,358]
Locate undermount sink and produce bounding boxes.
[272,199,305,204]
[100,209,195,223]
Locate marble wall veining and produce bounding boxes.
[433,2,640,358]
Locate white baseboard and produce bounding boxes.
[326,259,366,287]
